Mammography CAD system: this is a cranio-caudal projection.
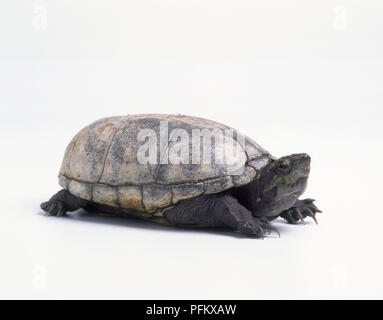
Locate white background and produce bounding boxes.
[0,1,382,299]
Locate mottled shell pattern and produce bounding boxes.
[59,115,274,216]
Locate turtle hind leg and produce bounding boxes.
[164,193,277,238]
[40,189,89,216]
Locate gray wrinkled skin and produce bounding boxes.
[58,114,274,215]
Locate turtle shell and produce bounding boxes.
[58,114,274,215]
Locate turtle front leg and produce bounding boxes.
[164,194,278,238]
[40,189,89,216]
[280,199,322,224]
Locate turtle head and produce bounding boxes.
[254,153,311,217]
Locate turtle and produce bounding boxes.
[40,114,321,238]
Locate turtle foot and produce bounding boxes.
[280,199,321,224]
[238,216,280,238]
[40,189,89,217]
[40,199,66,216]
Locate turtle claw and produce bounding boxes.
[270,226,280,238]
[311,215,318,224]
[293,208,305,224]
[258,217,280,238]
[306,211,318,224]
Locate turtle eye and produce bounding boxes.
[276,160,290,173]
